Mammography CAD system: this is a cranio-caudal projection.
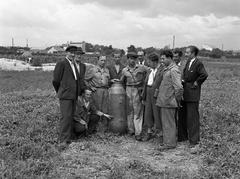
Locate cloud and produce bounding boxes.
[0,0,239,50]
[70,0,151,10]
[70,0,240,18]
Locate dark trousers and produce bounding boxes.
[144,87,162,130]
[74,114,100,134]
[178,101,200,145]
[59,99,76,143]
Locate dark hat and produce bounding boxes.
[127,51,138,59]
[76,47,85,55]
[66,45,78,52]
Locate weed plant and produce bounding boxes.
[0,59,240,178]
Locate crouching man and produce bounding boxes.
[73,88,112,136]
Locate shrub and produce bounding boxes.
[31,57,42,66]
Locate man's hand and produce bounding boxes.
[91,87,97,92]
[111,79,120,83]
[193,81,198,86]
[103,114,114,120]
[79,119,88,130]
[142,100,146,105]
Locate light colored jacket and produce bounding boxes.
[156,62,183,108]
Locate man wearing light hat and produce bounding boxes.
[53,45,80,148]
[121,51,148,141]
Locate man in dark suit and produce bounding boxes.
[106,51,126,86]
[173,50,187,127]
[52,45,80,148]
[178,45,208,150]
[75,47,87,96]
[141,53,164,141]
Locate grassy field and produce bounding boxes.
[0,60,240,178]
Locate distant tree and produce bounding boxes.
[127,45,136,53]
[209,48,223,58]
[163,45,170,50]
[85,43,94,52]
[136,47,143,52]
[120,49,125,55]
[145,47,155,55]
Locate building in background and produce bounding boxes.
[47,46,65,54]
[69,41,86,53]
[201,44,217,51]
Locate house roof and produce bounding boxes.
[50,46,65,51]
[22,51,32,57]
[202,44,217,49]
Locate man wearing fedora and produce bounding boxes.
[52,45,81,148]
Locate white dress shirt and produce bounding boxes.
[147,67,158,86]
[188,58,195,70]
[66,58,77,80]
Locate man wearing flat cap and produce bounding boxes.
[121,51,148,141]
[52,45,81,148]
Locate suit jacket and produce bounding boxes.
[73,96,102,124]
[183,58,208,102]
[52,58,79,100]
[141,64,164,101]
[77,62,86,96]
[106,63,125,80]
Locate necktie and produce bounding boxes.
[73,62,78,79]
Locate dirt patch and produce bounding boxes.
[57,133,203,178]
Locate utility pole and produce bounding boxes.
[172,35,175,49]
[26,39,29,47]
[12,38,14,47]
[222,44,224,51]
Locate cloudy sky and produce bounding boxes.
[0,0,239,50]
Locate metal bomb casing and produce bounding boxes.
[108,81,127,134]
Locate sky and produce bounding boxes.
[0,0,240,50]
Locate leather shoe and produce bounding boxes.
[141,133,153,141]
[135,134,142,141]
[157,146,175,151]
[189,144,197,148]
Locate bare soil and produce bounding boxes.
[58,133,203,178]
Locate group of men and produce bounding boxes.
[52,45,208,152]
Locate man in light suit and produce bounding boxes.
[141,53,164,141]
[156,50,183,150]
[178,46,208,151]
[52,46,80,148]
